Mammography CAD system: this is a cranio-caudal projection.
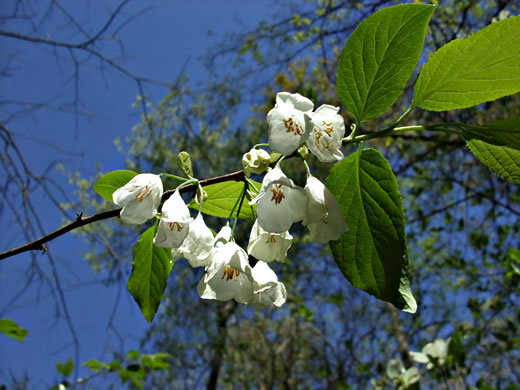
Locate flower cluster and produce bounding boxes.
[266,92,345,162]
[112,92,347,310]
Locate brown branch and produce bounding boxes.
[0,170,246,261]
[388,303,412,368]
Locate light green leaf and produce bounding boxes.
[127,223,173,323]
[0,318,28,342]
[83,359,101,372]
[93,170,138,202]
[337,4,435,121]
[326,146,416,313]
[413,15,520,111]
[188,180,260,220]
[462,117,520,185]
[127,349,140,361]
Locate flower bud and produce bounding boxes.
[242,148,271,176]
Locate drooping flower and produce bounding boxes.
[249,261,287,309]
[247,219,293,263]
[386,358,420,387]
[410,339,448,370]
[242,148,271,176]
[267,92,314,156]
[304,104,345,162]
[178,213,215,267]
[113,173,163,225]
[197,242,253,304]
[251,166,307,233]
[303,176,347,243]
[153,190,193,248]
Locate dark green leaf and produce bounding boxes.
[413,15,520,111]
[127,223,173,323]
[448,330,465,366]
[93,170,138,202]
[188,180,260,220]
[0,318,28,342]
[337,4,435,121]
[462,117,520,185]
[327,146,416,312]
[56,359,74,377]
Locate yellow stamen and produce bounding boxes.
[168,222,184,232]
[221,265,240,281]
[270,184,285,205]
[265,234,276,244]
[283,116,304,135]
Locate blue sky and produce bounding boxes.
[0,1,271,387]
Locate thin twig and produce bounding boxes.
[0,170,246,261]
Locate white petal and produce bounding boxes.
[250,281,287,309]
[113,173,163,225]
[153,191,193,248]
[247,220,293,262]
[267,93,314,156]
[303,176,347,243]
[276,92,314,112]
[304,105,345,163]
[214,224,232,249]
[409,351,429,364]
[251,261,278,292]
[253,167,307,233]
[161,191,191,221]
[180,214,214,267]
[198,243,253,304]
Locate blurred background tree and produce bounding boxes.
[2,0,519,389]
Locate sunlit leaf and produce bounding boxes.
[413,15,520,111]
[337,4,435,121]
[462,116,520,185]
[93,170,138,202]
[0,318,28,342]
[188,180,260,220]
[127,223,173,323]
[327,146,416,313]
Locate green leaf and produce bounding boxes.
[326,146,416,313]
[83,359,101,372]
[127,349,140,361]
[413,15,520,111]
[448,330,465,366]
[93,170,138,202]
[0,318,28,342]
[337,4,435,121]
[56,359,74,377]
[141,353,171,370]
[462,117,520,185]
[127,223,173,323]
[188,180,260,220]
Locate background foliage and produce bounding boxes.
[2,0,519,389]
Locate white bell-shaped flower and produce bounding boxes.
[267,92,314,156]
[410,339,448,369]
[247,219,293,262]
[178,213,215,267]
[197,242,253,304]
[303,176,347,243]
[251,166,307,233]
[304,104,345,162]
[113,173,163,225]
[249,261,287,309]
[153,191,193,248]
